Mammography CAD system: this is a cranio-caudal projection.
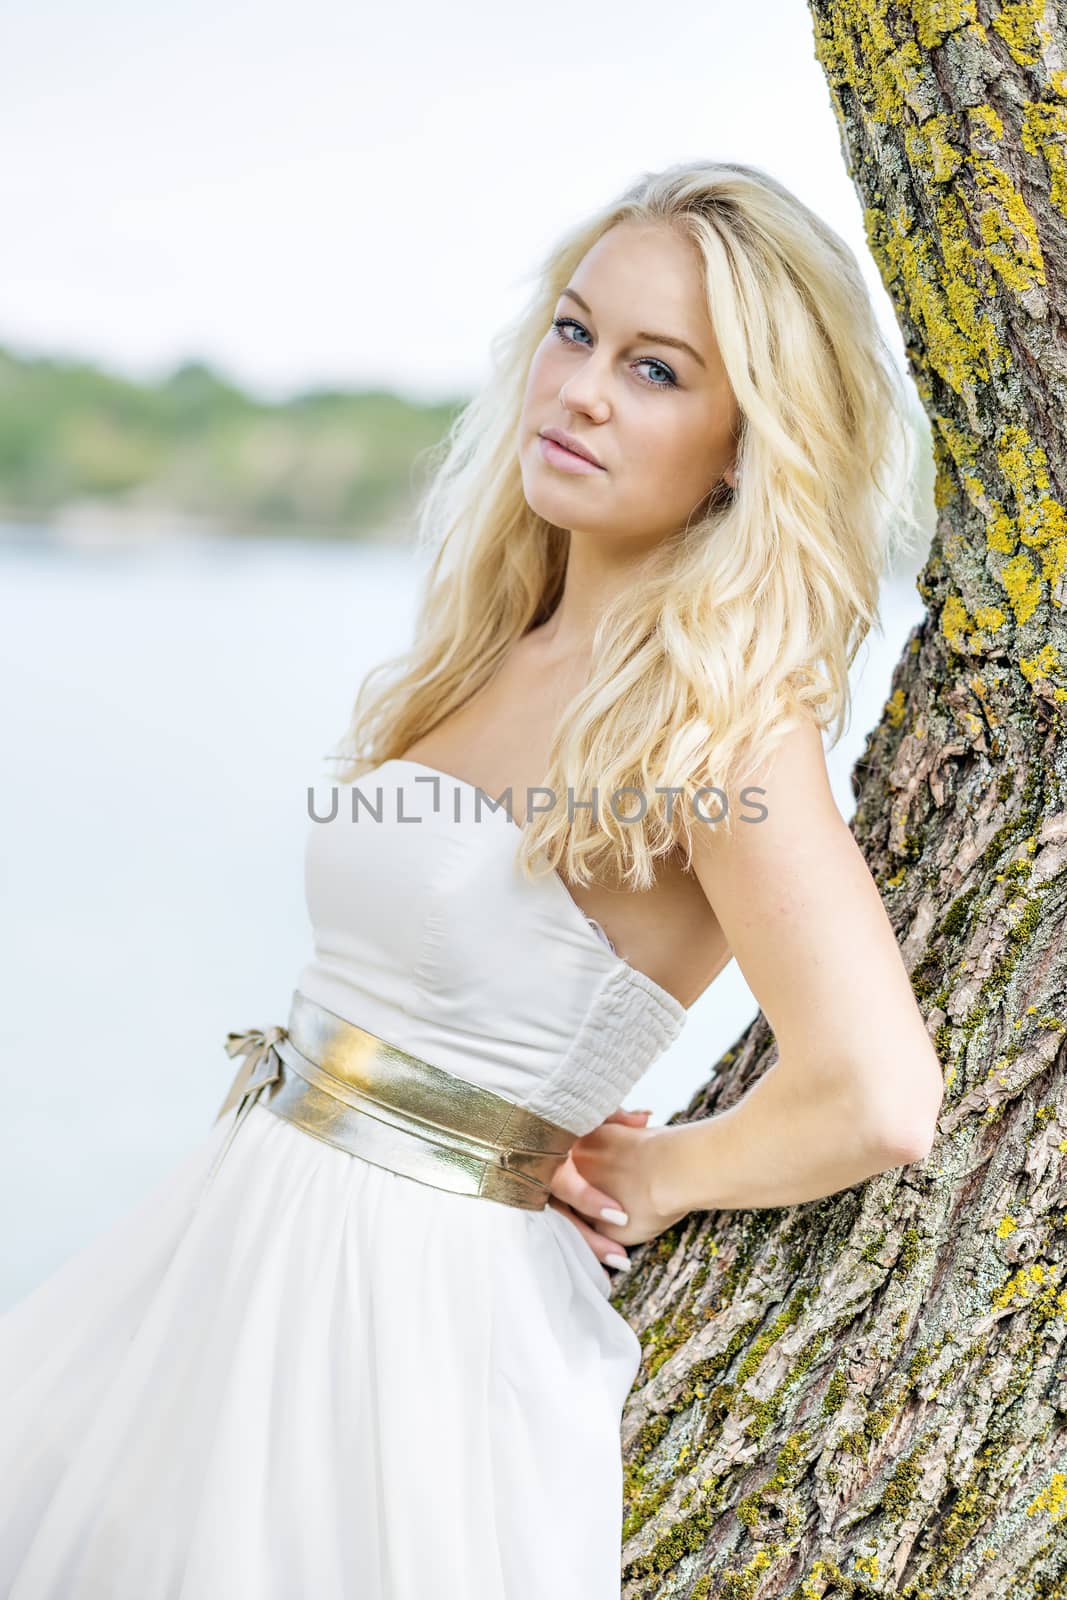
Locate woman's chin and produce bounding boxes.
[523,472,609,525]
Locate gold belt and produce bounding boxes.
[200,989,577,1211]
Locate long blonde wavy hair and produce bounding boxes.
[328,159,921,891]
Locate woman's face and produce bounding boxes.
[518,220,740,549]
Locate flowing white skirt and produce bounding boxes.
[0,1097,642,1599]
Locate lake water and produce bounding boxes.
[0,525,928,1308]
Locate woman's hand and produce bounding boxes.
[546,1105,689,1272]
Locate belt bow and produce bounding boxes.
[222,1024,288,1128]
[198,1023,289,1197]
[224,1025,288,1094]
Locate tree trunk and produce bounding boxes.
[612,5,1067,1595]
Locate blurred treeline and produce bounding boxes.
[0,342,935,564]
[0,345,465,542]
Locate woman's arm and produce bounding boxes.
[650,713,943,1217]
[646,1052,934,1216]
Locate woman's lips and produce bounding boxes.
[538,436,606,474]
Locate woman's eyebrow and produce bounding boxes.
[558,286,707,369]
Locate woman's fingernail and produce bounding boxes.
[600,1207,629,1224]
[605,1253,631,1271]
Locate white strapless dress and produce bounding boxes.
[0,759,688,1599]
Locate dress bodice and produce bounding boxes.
[295,759,688,1136]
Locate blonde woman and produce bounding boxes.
[0,160,943,1598]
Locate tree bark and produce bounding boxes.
[611,5,1067,1595]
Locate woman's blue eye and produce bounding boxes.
[549,316,678,391]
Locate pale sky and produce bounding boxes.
[1,0,911,404]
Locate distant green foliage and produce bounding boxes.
[0,344,935,562]
[0,346,466,540]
